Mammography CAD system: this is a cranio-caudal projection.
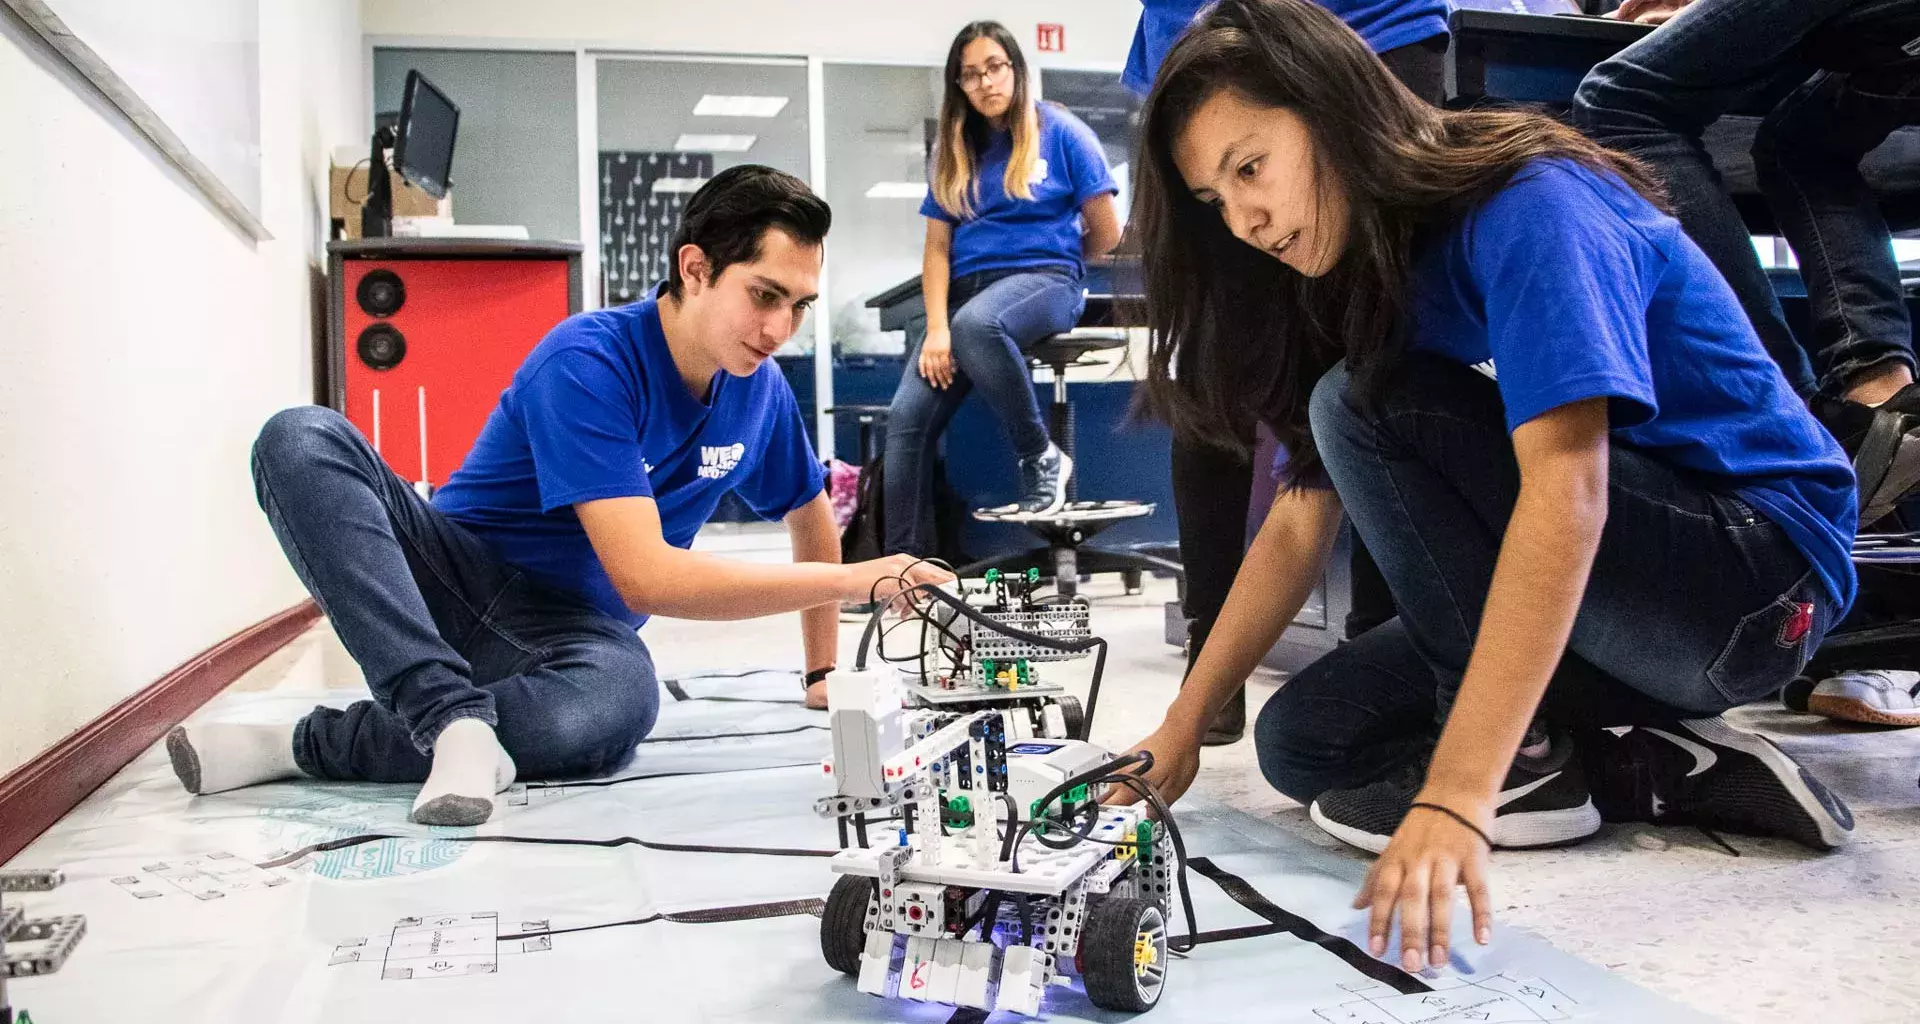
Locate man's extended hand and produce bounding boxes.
[841,553,956,606]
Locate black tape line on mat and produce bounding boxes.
[257,832,836,869]
[498,897,825,941]
[663,671,808,705]
[1187,856,1429,995]
[523,760,820,791]
[638,723,828,743]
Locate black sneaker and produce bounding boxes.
[1813,387,1920,528]
[1308,739,1601,854]
[1592,718,1854,850]
[1015,444,1072,515]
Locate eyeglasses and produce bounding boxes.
[957,59,1012,91]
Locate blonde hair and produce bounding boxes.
[931,21,1040,219]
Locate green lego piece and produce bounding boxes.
[942,794,975,829]
[1027,567,1040,583]
[985,569,1003,583]
[980,659,996,682]
[1136,820,1155,857]
[1067,783,1089,805]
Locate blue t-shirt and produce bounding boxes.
[920,103,1118,280]
[1406,160,1858,610]
[1123,0,1452,94]
[433,293,826,627]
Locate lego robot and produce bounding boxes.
[814,670,1175,1017]
[2,869,85,1024]
[893,568,1095,742]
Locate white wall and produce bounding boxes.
[361,0,1137,68]
[0,1,364,775]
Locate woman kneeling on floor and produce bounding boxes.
[1113,0,1860,972]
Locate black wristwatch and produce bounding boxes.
[804,665,835,688]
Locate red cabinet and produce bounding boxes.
[327,239,582,489]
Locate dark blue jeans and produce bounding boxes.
[1573,0,1919,398]
[882,267,1085,555]
[253,407,658,784]
[1256,359,1837,804]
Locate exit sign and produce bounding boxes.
[1036,23,1065,52]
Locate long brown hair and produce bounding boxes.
[1134,0,1666,477]
[932,21,1040,219]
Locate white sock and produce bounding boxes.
[409,718,517,826]
[167,722,303,795]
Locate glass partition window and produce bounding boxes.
[821,63,944,356]
[1039,69,1142,228]
[596,56,813,354]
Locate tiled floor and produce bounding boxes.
[18,522,1920,1021]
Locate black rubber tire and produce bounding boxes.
[822,875,875,976]
[1057,695,1086,740]
[1078,897,1167,1012]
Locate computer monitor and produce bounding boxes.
[394,70,459,200]
[361,70,461,237]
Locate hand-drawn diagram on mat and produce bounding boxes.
[110,852,292,901]
[1314,973,1580,1024]
[327,912,554,980]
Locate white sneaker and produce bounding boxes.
[1807,670,1920,727]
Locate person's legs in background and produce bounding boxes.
[1570,0,1876,398]
[944,269,1085,514]
[1170,432,1256,744]
[882,343,973,557]
[1754,65,1920,527]
[1299,357,1853,851]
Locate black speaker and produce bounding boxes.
[356,269,407,317]
[357,323,407,371]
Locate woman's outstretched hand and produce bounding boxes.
[1352,796,1496,972]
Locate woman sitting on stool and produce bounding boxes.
[883,20,1123,557]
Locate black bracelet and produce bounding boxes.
[1408,801,1493,850]
[804,666,835,687]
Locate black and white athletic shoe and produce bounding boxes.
[1596,718,1854,850]
[1309,740,1601,854]
[1015,443,1072,515]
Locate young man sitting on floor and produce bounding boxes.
[168,165,953,826]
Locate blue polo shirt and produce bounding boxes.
[920,103,1117,280]
[1406,159,1858,610]
[433,292,826,627]
[1123,0,1452,94]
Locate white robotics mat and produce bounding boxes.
[2,669,1709,1023]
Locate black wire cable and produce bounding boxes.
[853,580,1111,740]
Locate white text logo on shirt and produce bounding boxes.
[698,443,747,480]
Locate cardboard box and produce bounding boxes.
[330,162,449,239]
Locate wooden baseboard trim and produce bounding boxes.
[0,600,322,865]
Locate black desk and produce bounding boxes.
[1446,9,1920,233]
